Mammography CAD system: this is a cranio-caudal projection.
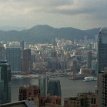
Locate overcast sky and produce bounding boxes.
[0,0,107,30]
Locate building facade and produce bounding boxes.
[98,70,107,107]
[97,28,107,107]
[6,47,21,73]
[39,76,48,96]
[0,43,6,61]
[87,51,92,68]
[47,80,61,97]
[22,49,32,73]
[19,85,40,106]
[0,61,11,104]
[64,92,98,107]
[98,28,107,73]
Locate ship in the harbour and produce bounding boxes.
[83,76,97,82]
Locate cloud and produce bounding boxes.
[45,0,107,16]
[0,0,106,17]
[0,0,107,29]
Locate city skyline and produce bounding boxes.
[0,0,107,30]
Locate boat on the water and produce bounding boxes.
[83,76,97,82]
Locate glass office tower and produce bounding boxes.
[39,76,48,96]
[6,47,21,73]
[98,28,107,73]
[0,61,11,104]
[98,28,107,107]
[47,80,61,97]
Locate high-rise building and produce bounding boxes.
[87,51,92,68]
[20,41,25,51]
[98,70,107,107]
[6,47,21,73]
[97,28,107,107]
[47,80,61,97]
[91,60,98,75]
[0,61,11,104]
[22,49,32,73]
[39,76,48,96]
[0,43,6,61]
[98,28,107,73]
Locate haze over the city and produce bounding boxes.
[0,0,106,30]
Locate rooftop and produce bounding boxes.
[0,100,37,107]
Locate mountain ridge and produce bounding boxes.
[0,25,100,42]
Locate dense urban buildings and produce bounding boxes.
[0,0,106,106]
[0,34,98,107]
[0,61,11,104]
[64,92,98,107]
[39,96,61,107]
[18,84,62,107]
[19,85,40,100]
[19,85,40,106]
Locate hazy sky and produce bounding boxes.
[0,0,107,29]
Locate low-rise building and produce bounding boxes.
[19,85,40,107]
[64,92,98,107]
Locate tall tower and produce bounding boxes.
[39,75,48,96]
[20,41,24,51]
[98,28,107,73]
[0,61,11,104]
[97,28,107,107]
[6,47,21,73]
[22,49,32,73]
[87,51,92,68]
[98,70,107,107]
[0,43,6,61]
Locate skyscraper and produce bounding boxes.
[98,28,107,73]
[0,43,6,61]
[0,61,11,104]
[20,41,25,51]
[22,49,32,73]
[6,47,21,73]
[98,28,107,107]
[98,70,107,107]
[47,80,61,97]
[87,51,92,68]
[39,76,48,96]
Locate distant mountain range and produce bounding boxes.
[0,25,100,43]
